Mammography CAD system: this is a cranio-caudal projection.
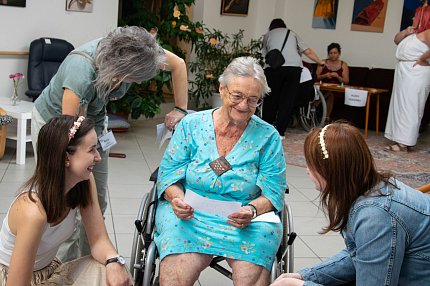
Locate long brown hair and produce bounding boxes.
[304,122,391,233]
[22,115,94,223]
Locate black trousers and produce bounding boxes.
[262,66,302,135]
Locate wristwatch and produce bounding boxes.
[247,203,258,219]
[106,255,126,266]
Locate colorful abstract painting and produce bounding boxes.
[312,0,339,29]
[351,0,388,33]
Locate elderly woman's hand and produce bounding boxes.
[227,206,254,229]
[171,198,194,219]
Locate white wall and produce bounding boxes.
[194,0,406,69]
[0,0,118,101]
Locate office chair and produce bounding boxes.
[25,37,74,101]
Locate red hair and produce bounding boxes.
[415,4,430,33]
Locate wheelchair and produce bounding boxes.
[130,170,297,286]
[298,84,327,131]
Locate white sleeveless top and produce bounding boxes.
[0,195,77,271]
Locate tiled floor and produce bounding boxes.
[0,115,427,285]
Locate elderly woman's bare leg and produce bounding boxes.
[159,253,213,286]
[227,259,270,286]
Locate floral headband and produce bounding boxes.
[319,124,330,160]
[68,116,85,141]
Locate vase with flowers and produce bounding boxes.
[9,73,25,106]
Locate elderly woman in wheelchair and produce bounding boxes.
[153,56,287,286]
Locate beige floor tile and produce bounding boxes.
[300,235,345,259]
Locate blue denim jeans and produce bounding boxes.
[299,179,430,286]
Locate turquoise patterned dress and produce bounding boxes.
[155,109,287,270]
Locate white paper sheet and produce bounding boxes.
[251,211,281,223]
[184,190,241,217]
[344,88,368,107]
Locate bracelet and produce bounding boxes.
[174,106,188,115]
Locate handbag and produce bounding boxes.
[265,29,290,69]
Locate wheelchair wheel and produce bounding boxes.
[300,88,327,131]
[282,204,295,273]
[130,193,148,284]
[130,228,144,285]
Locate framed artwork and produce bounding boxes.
[312,0,339,30]
[0,0,26,7]
[351,0,388,33]
[220,0,249,16]
[66,0,93,13]
[400,0,424,31]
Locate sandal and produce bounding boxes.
[385,143,408,152]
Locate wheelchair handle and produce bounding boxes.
[134,219,143,234]
[287,232,297,246]
[280,232,297,262]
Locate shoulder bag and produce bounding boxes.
[265,29,290,69]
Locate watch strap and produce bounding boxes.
[247,203,257,219]
[105,255,125,266]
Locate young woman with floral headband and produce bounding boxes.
[271,122,430,286]
[0,115,132,286]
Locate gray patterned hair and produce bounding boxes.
[218,56,270,97]
[94,26,166,99]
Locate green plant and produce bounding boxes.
[189,28,263,108]
[110,0,203,119]
[107,71,171,119]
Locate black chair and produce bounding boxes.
[25,38,74,101]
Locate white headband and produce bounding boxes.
[319,124,330,160]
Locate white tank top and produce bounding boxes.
[0,195,77,271]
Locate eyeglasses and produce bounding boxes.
[225,86,263,108]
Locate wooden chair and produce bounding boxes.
[0,108,13,159]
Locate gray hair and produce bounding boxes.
[94,26,166,99]
[218,57,270,97]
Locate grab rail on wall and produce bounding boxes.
[0,51,29,56]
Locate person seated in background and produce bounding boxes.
[0,115,131,286]
[271,122,430,286]
[155,57,287,286]
[297,64,316,109]
[316,43,349,122]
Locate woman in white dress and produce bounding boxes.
[385,3,430,151]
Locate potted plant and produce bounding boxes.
[189,28,263,108]
[107,71,171,120]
